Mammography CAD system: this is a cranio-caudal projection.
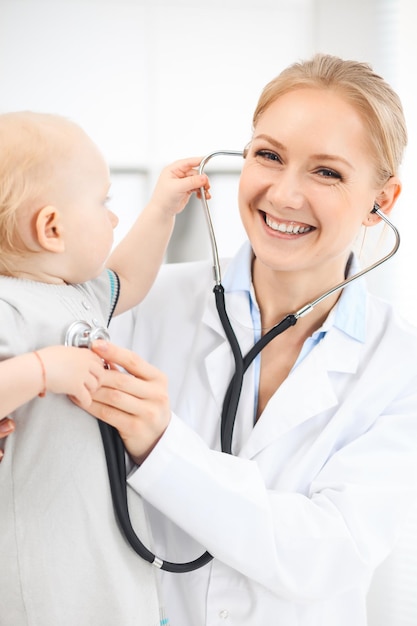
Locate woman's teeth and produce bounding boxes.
[265,215,311,234]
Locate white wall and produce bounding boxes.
[0,0,315,162]
[396,0,417,324]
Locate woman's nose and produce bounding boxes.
[265,168,305,210]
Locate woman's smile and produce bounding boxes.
[263,212,313,235]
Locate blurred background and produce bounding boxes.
[1,0,416,623]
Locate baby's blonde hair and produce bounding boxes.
[252,53,407,187]
[0,111,82,258]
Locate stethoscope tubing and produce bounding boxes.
[99,419,214,572]
[198,150,244,285]
[215,282,297,454]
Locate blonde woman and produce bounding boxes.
[85,55,417,626]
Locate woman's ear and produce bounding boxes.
[375,176,402,217]
[35,205,65,252]
[363,176,402,227]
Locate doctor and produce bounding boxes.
[83,54,417,625]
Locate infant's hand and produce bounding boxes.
[37,345,107,407]
[150,156,211,217]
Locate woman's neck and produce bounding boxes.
[251,258,345,334]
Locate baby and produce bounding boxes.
[0,111,208,626]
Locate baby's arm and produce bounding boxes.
[107,157,209,315]
[0,345,106,416]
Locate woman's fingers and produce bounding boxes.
[79,342,171,462]
[0,418,15,461]
[91,340,159,381]
[90,367,168,420]
[0,417,15,436]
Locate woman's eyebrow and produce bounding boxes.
[312,153,354,170]
[251,134,286,151]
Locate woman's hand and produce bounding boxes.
[0,417,15,461]
[80,340,171,464]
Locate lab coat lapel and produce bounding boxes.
[241,326,363,459]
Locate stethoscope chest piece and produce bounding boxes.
[65,320,110,349]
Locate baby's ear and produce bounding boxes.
[35,206,65,252]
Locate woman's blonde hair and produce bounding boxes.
[252,53,407,187]
[0,111,80,258]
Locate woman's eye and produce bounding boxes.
[316,168,342,180]
[255,150,282,163]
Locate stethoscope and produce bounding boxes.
[66,150,400,573]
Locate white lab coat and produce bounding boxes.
[111,249,417,626]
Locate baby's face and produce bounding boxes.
[53,130,118,283]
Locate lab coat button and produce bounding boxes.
[219,609,229,619]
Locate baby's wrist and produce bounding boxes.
[33,351,47,397]
[146,198,178,221]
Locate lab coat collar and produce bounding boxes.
[222,241,367,344]
[241,326,361,457]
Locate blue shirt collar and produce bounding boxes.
[222,241,367,343]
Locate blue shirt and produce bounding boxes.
[222,241,367,420]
